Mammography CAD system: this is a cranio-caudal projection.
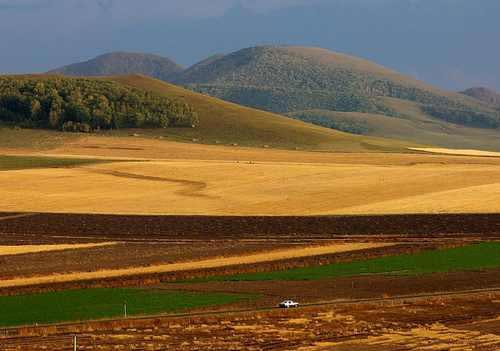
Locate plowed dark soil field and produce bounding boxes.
[0,213,499,240]
[166,269,500,305]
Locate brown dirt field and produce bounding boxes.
[0,243,392,288]
[0,242,117,256]
[0,158,500,215]
[165,269,500,306]
[1,292,499,350]
[0,213,498,240]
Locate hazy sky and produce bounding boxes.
[1,0,499,91]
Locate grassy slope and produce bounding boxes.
[289,98,500,151]
[110,75,414,152]
[202,243,500,281]
[0,289,248,327]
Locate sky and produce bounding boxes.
[0,0,499,91]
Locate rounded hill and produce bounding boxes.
[175,46,499,129]
[49,52,184,82]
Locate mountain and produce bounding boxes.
[461,87,500,108]
[174,46,499,130]
[49,52,184,81]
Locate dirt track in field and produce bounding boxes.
[81,167,211,198]
[0,243,391,288]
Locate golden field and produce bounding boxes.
[1,136,500,215]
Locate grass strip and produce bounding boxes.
[0,288,250,327]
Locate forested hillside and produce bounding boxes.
[0,76,198,132]
[175,46,500,130]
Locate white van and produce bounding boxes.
[279,300,299,308]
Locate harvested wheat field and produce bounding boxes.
[1,156,500,215]
[0,242,391,288]
[0,242,117,256]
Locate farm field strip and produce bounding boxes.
[0,243,392,288]
[202,242,500,282]
[1,213,499,240]
[0,242,118,256]
[0,288,251,327]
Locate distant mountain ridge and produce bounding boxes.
[461,87,500,108]
[49,52,184,81]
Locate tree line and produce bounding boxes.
[0,76,199,132]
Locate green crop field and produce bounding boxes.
[0,155,107,171]
[203,243,500,282]
[0,288,250,327]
